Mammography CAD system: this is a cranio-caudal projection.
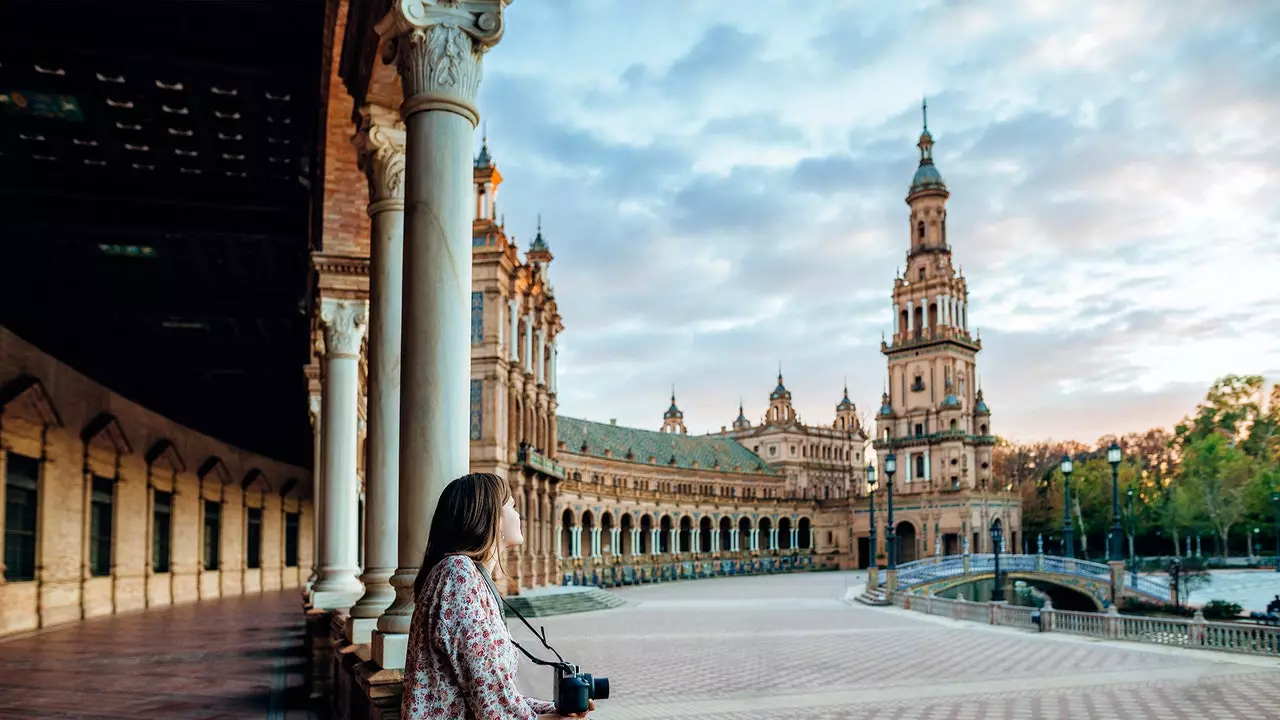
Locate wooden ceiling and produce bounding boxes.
[0,0,326,466]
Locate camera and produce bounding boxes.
[554,664,609,715]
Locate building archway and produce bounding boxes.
[778,517,792,550]
[561,508,575,558]
[601,512,614,556]
[620,513,634,555]
[640,514,653,554]
[581,511,595,558]
[659,515,673,553]
[759,517,773,551]
[718,517,731,553]
[895,521,917,563]
[699,516,713,553]
[798,517,811,550]
[737,516,752,551]
[679,516,692,553]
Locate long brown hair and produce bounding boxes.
[413,472,509,599]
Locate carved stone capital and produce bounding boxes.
[320,298,370,359]
[374,0,511,124]
[353,105,407,211]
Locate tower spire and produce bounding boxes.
[922,97,928,132]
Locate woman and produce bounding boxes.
[401,472,593,719]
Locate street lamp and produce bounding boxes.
[885,453,897,570]
[1061,455,1075,559]
[865,464,878,566]
[991,518,1005,602]
[1126,486,1137,581]
[1107,441,1123,563]
[1271,491,1279,573]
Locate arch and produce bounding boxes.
[949,418,957,431]
[198,456,233,485]
[601,511,614,555]
[913,306,924,337]
[928,302,938,329]
[241,468,270,492]
[279,477,301,499]
[932,575,1103,612]
[980,423,988,435]
[659,514,672,553]
[0,374,63,427]
[895,520,918,563]
[798,517,811,550]
[581,510,595,532]
[699,516,713,552]
[81,412,132,456]
[778,516,792,549]
[718,516,731,553]
[620,513,634,555]
[899,310,908,336]
[144,439,186,474]
[916,220,926,243]
[640,513,653,554]
[758,517,773,550]
[561,508,575,558]
[679,516,692,553]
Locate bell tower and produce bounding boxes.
[661,388,687,435]
[876,101,994,496]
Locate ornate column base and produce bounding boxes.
[371,630,409,671]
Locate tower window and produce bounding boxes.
[911,374,925,392]
[918,268,926,281]
[914,423,924,437]
[917,222,925,242]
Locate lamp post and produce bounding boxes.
[1061,455,1075,559]
[1272,491,1279,573]
[1126,486,1137,582]
[990,518,1005,602]
[1107,441,1123,563]
[885,453,897,570]
[865,463,878,567]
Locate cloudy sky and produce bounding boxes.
[474,0,1279,444]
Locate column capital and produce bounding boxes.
[320,298,370,359]
[354,105,407,212]
[375,0,512,125]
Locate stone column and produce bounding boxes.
[524,312,534,372]
[906,300,914,332]
[555,525,563,558]
[312,298,369,610]
[549,341,558,394]
[507,298,519,361]
[306,393,323,594]
[348,110,406,644]
[372,0,511,671]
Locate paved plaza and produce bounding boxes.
[513,571,1280,720]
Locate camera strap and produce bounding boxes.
[475,562,571,671]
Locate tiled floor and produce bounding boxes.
[0,591,315,720]
[513,572,1280,720]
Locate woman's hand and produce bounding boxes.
[537,699,596,719]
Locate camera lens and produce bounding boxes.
[591,676,610,700]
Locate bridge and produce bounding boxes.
[875,554,1173,610]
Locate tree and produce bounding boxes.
[1179,434,1253,559]
[1175,375,1265,450]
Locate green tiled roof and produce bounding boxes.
[557,416,777,475]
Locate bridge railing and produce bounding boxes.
[885,553,1171,602]
[892,594,1280,658]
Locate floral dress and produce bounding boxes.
[402,554,557,719]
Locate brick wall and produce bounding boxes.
[318,0,370,257]
[0,326,313,638]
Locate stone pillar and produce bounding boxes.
[348,111,406,644]
[523,313,534,372]
[306,393,323,594]
[372,0,511,671]
[507,298,519,362]
[555,525,563,559]
[535,328,546,385]
[906,300,914,332]
[312,298,369,610]
[549,341,558,394]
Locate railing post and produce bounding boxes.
[1036,552,1044,573]
[1190,609,1206,648]
[989,600,1005,625]
[954,594,964,620]
[1041,599,1054,633]
[962,554,971,575]
[1106,605,1120,639]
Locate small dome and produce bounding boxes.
[941,392,961,409]
[770,373,791,401]
[974,389,990,415]
[910,161,946,194]
[837,386,855,411]
[878,391,894,416]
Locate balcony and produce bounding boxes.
[873,429,997,450]
[883,328,980,353]
[517,445,567,480]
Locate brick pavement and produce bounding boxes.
[512,572,1280,720]
[0,590,314,720]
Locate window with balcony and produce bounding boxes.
[911,375,925,392]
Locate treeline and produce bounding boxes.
[994,375,1280,560]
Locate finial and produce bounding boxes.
[536,213,542,233]
[922,97,928,132]
[671,384,676,403]
[482,121,488,145]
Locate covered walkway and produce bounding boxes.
[0,591,313,719]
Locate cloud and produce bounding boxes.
[477,0,1280,443]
